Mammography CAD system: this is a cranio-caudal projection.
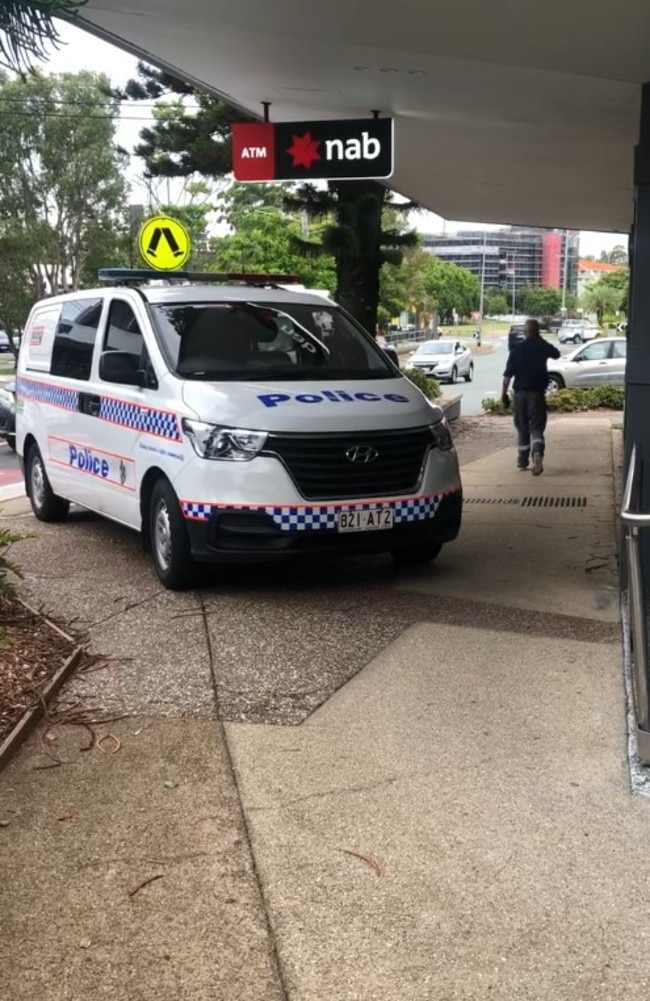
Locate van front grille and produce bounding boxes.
[263,426,433,500]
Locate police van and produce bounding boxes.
[16,270,462,589]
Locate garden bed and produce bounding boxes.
[0,600,80,762]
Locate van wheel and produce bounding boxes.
[149,478,196,590]
[392,542,442,567]
[27,444,69,522]
[464,363,474,383]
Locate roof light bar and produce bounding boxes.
[97,268,301,286]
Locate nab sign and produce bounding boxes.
[232,118,394,182]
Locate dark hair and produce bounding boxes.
[525,318,540,336]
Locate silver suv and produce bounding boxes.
[558,320,599,345]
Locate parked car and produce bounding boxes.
[557,320,599,344]
[405,339,473,383]
[546,337,626,391]
[507,325,526,350]
[0,331,12,353]
[0,378,16,450]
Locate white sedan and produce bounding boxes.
[405,339,474,383]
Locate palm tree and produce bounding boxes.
[0,1,86,72]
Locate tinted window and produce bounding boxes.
[151,301,393,381]
[50,298,102,381]
[612,340,627,359]
[103,300,148,374]
[577,342,610,362]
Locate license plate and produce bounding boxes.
[337,507,394,533]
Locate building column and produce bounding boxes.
[625,82,650,574]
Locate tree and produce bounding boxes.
[286,182,418,332]
[484,290,508,316]
[419,256,480,323]
[600,244,628,266]
[0,0,86,73]
[122,62,415,333]
[519,285,562,317]
[212,188,336,289]
[582,271,628,325]
[0,71,128,346]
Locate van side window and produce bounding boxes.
[103,300,148,376]
[50,298,102,381]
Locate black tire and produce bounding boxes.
[547,373,565,392]
[450,366,458,384]
[573,335,582,344]
[149,477,196,590]
[392,541,442,567]
[27,444,69,522]
[464,363,474,383]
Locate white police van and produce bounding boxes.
[16,270,462,589]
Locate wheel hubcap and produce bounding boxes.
[31,458,45,507]
[154,500,172,572]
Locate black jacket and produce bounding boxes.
[504,336,560,392]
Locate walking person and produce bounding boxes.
[501,318,560,476]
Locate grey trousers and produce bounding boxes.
[514,390,547,466]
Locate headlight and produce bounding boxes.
[0,388,14,411]
[182,418,267,461]
[429,417,453,451]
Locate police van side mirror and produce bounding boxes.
[99,351,145,387]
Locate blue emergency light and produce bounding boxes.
[97,268,301,286]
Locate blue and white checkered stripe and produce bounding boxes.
[17,378,78,412]
[181,494,443,531]
[99,397,181,442]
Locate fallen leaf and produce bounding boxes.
[163,780,179,789]
[0,820,10,828]
[57,813,75,822]
[79,938,92,950]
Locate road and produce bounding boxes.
[431,336,508,416]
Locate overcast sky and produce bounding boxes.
[43,21,627,258]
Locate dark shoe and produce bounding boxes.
[532,453,544,477]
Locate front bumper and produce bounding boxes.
[184,489,462,564]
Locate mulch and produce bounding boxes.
[0,599,76,745]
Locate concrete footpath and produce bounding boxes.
[2,414,648,1001]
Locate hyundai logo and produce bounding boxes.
[345,445,379,464]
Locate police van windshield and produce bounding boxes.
[150,301,394,380]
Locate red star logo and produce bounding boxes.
[286,131,321,169]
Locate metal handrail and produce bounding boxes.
[621,444,650,759]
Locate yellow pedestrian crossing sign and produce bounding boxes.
[138,215,191,271]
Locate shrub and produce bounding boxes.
[481,386,625,415]
[546,386,625,412]
[0,513,26,601]
[404,367,442,399]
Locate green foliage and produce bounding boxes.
[0,0,86,73]
[404,366,442,399]
[546,386,625,412]
[211,204,336,290]
[600,244,628,266]
[0,71,128,338]
[481,386,625,415]
[481,397,510,415]
[380,249,480,326]
[484,290,508,316]
[0,516,25,601]
[581,270,628,325]
[519,285,562,317]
